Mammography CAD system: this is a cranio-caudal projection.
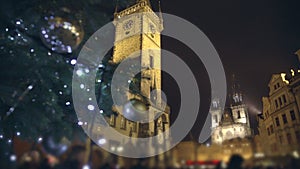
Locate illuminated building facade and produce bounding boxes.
[101,0,170,167]
[257,51,300,157]
[211,77,252,144]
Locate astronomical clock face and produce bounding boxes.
[123,19,134,30]
[149,24,156,34]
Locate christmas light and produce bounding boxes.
[76,69,84,76]
[38,137,43,142]
[80,84,85,89]
[87,105,95,111]
[70,59,77,65]
[78,121,83,126]
[82,164,90,169]
[65,102,71,106]
[10,155,17,162]
[27,85,33,90]
[16,132,21,136]
[98,138,106,145]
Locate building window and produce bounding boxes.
[110,114,116,127]
[120,116,127,129]
[279,135,283,144]
[214,115,218,123]
[287,133,292,144]
[267,127,270,136]
[275,100,278,108]
[282,114,288,124]
[270,125,274,134]
[279,97,283,106]
[282,95,287,103]
[274,85,277,90]
[132,122,137,132]
[237,111,241,119]
[275,117,280,127]
[150,56,154,68]
[290,110,296,121]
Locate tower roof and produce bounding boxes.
[220,108,234,125]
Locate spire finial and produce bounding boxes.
[114,0,119,14]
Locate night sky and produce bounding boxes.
[157,0,300,138]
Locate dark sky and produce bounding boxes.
[157,0,300,139]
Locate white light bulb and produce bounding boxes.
[76,69,84,76]
[16,132,21,136]
[78,121,83,126]
[98,138,106,145]
[65,102,71,106]
[10,154,17,162]
[27,85,33,90]
[87,105,95,111]
[82,164,90,169]
[38,137,43,142]
[80,84,85,89]
[70,59,77,65]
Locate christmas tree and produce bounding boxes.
[0,0,136,167]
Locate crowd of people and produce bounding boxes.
[15,145,300,169]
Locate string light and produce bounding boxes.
[87,105,95,111]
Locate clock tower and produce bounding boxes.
[112,0,163,101]
[108,1,170,167]
[108,0,170,146]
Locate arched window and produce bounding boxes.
[237,111,241,119]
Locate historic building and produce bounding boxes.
[257,51,300,157]
[100,0,170,167]
[211,77,252,144]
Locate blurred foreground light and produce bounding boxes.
[98,138,106,145]
[82,164,90,169]
[293,151,299,159]
[10,154,17,162]
[117,146,124,152]
[38,137,43,143]
[254,152,265,158]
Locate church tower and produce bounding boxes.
[211,75,252,144]
[230,74,250,127]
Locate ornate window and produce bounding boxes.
[120,116,127,130]
[110,114,116,127]
[214,115,218,123]
[282,114,288,124]
[290,110,296,121]
[275,117,280,127]
[282,95,287,103]
[237,111,241,119]
[132,122,137,132]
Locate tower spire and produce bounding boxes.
[114,0,119,14]
[231,74,243,105]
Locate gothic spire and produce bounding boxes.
[231,74,243,105]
